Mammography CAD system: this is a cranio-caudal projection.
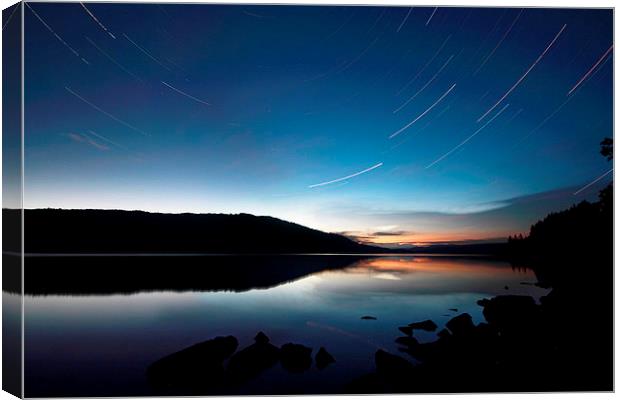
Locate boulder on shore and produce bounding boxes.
[375,349,415,376]
[446,313,475,336]
[254,331,270,345]
[280,343,313,373]
[408,319,438,331]
[437,328,451,340]
[398,326,414,336]
[147,335,238,391]
[315,347,335,370]
[395,336,419,348]
[227,332,280,383]
[481,295,539,333]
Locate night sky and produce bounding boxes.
[20,3,613,245]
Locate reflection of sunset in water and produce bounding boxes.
[24,256,548,397]
[308,256,543,298]
[345,256,522,275]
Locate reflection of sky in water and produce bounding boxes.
[24,256,548,396]
[3,292,22,395]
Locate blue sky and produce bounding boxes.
[21,4,613,244]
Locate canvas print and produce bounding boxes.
[2,2,614,397]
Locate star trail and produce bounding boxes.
[22,4,613,245]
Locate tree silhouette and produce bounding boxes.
[508,137,613,273]
[600,137,613,161]
[599,137,613,212]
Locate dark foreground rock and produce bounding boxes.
[147,333,321,394]
[375,349,415,376]
[147,284,612,395]
[254,331,270,344]
[445,313,475,336]
[280,343,313,373]
[315,347,335,370]
[398,326,413,336]
[395,336,418,348]
[147,335,238,393]
[437,328,451,339]
[407,319,437,331]
[349,290,613,393]
[346,350,417,393]
[227,332,280,383]
[480,295,540,334]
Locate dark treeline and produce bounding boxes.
[508,195,612,286]
[507,137,613,288]
[491,137,613,390]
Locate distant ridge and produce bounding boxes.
[12,209,386,254]
[406,242,507,255]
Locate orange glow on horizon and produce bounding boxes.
[347,230,510,246]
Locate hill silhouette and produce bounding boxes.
[16,209,385,254]
[406,242,507,255]
[9,209,508,295]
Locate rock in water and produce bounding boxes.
[395,336,419,348]
[446,313,475,336]
[361,315,377,320]
[280,343,313,373]
[398,326,413,336]
[147,335,238,392]
[254,331,270,345]
[408,319,438,331]
[375,349,415,376]
[474,322,498,341]
[315,347,335,370]
[481,295,539,334]
[437,328,451,340]
[477,298,490,307]
[228,332,280,383]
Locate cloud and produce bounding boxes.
[335,229,415,245]
[88,130,128,151]
[371,231,409,236]
[242,10,272,19]
[442,201,511,214]
[324,184,607,245]
[65,132,110,151]
[334,231,372,240]
[66,132,86,143]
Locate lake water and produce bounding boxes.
[19,255,548,396]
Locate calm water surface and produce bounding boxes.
[22,255,548,396]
